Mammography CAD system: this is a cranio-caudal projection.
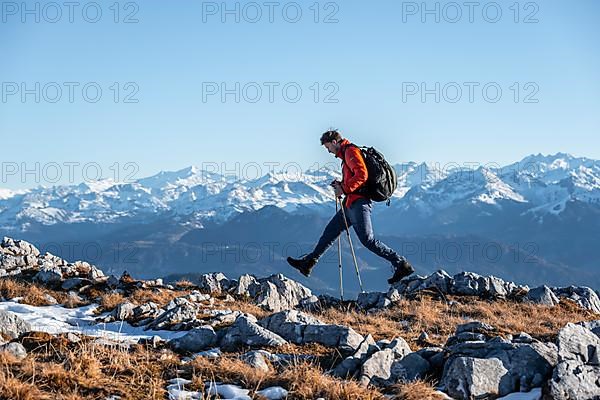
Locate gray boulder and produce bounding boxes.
[546,322,600,399]
[392,270,453,295]
[0,342,27,360]
[132,302,162,323]
[259,310,324,344]
[259,310,363,354]
[384,337,412,359]
[390,352,431,382]
[169,326,217,353]
[546,360,600,400]
[359,348,395,387]
[553,286,600,314]
[332,334,379,378]
[512,332,534,344]
[446,321,496,347]
[556,323,600,364]
[1,237,39,257]
[235,274,313,312]
[220,315,287,351]
[357,292,391,310]
[579,320,600,337]
[303,324,364,354]
[166,293,209,310]
[232,274,259,296]
[113,302,136,321]
[446,332,487,347]
[145,299,198,331]
[505,341,558,392]
[391,270,527,299]
[441,357,510,399]
[525,285,560,307]
[33,262,63,285]
[240,350,271,372]
[61,277,91,291]
[456,321,496,335]
[198,273,231,294]
[452,271,520,298]
[416,347,446,371]
[0,310,31,339]
[442,329,557,395]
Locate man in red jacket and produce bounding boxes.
[287,130,414,285]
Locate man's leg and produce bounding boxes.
[348,198,405,264]
[307,207,352,262]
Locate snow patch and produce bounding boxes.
[0,301,187,343]
[496,388,542,400]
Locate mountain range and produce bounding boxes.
[1,152,599,294]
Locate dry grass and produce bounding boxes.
[214,297,272,320]
[130,287,192,307]
[98,292,125,312]
[388,380,447,400]
[174,279,196,289]
[2,277,598,399]
[188,355,386,400]
[313,293,599,349]
[0,333,181,400]
[0,278,70,307]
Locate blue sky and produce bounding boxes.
[1,0,599,189]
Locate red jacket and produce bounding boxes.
[336,139,368,208]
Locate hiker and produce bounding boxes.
[287,130,415,284]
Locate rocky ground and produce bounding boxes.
[1,236,600,400]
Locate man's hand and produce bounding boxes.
[331,180,344,198]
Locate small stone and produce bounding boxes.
[1,342,27,360]
[240,350,271,372]
[43,293,58,305]
[0,310,32,339]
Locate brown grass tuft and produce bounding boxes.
[130,287,191,307]
[99,292,126,312]
[388,380,447,400]
[175,279,195,288]
[0,277,71,306]
[1,333,181,400]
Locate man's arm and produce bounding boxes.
[342,146,368,194]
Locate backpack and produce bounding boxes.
[342,144,398,205]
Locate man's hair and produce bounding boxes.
[320,129,343,145]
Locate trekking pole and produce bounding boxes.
[336,197,344,301]
[338,197,364,293]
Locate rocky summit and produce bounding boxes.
[0,236,599,400]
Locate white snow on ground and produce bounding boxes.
[0,299,289,400]
[256,386,288,399]
[0,300,187,343]
[496,388,542,400]
[167,378,202,400]
[167,379,289,400]
[206,383,251,400]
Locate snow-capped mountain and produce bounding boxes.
[1,153,598,292]
[397,166,527,216]
[0,189,16,200]
[494,153,600,215]
[0,153,599,230]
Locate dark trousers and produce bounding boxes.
[308,197,405,266]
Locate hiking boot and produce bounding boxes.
[287,255,317,277]
[388,258,414,284]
